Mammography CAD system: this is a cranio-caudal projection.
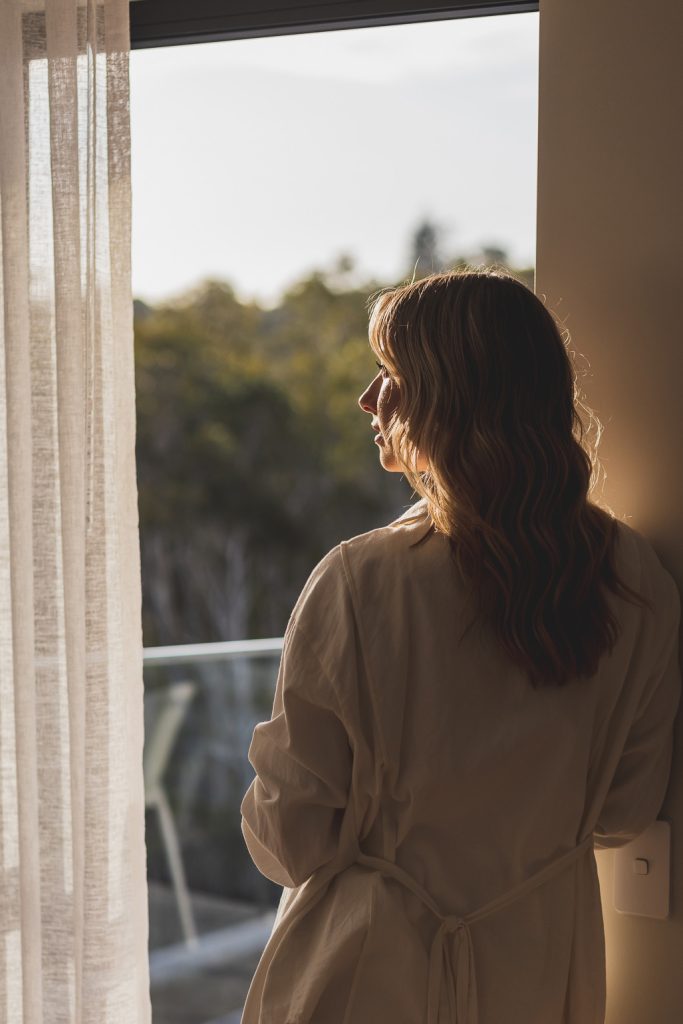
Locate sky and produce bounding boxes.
[130,12,539,309]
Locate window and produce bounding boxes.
[132,10,539,1022]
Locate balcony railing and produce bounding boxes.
[143,638,285,1024]
[144,636,284,666]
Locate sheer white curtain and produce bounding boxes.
[0,1,150,1021]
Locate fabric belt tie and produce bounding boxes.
[426,915,476,1024]
[355,832,595,1024]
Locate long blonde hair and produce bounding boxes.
[368,269,653,688]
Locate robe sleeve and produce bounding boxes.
[594,565,682,849]
[240,569,354,888]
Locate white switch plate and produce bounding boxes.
[613,820,670,919]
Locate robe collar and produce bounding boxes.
[392,498,437,548]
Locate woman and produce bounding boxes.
[240,270,681,1024]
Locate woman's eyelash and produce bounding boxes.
[375,360,387,374]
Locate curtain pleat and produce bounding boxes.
[0,2,150,1021]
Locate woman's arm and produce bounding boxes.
[594,566,681,849]
[240,554,354,888]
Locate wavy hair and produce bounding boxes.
[367,269,653,688]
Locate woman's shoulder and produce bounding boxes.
[341,498,435,557]
[291,501,435,619]
[614,516,680,610]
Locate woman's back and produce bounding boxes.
[240,499,681,1024]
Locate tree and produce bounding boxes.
[480,244,509,266]
[407,218,446,279]
[134,275,411,646]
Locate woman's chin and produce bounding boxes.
[378,449,402,473]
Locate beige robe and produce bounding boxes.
[240,499,681,1024]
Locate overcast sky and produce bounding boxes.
[130,12,539,308]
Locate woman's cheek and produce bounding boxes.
[378,380,399,420]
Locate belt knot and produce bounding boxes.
[427,914,477,1024]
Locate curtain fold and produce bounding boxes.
[0,1,150,1021]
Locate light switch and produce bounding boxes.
[613,820,670,919]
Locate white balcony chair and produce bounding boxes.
[144,679,199,947]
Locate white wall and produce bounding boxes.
[535,1,683,1020]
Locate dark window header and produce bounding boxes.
[130,0,538,50]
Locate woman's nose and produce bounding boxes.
[358,377,379,413]
[360,385,376,411]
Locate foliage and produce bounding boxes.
[134,231,534,645]
[137,231,535,903]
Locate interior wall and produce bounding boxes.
[535,1,683,1021]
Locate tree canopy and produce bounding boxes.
[135,230,533,645]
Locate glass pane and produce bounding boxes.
[131,13,539,1022]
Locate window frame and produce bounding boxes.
[130,0,539,50]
